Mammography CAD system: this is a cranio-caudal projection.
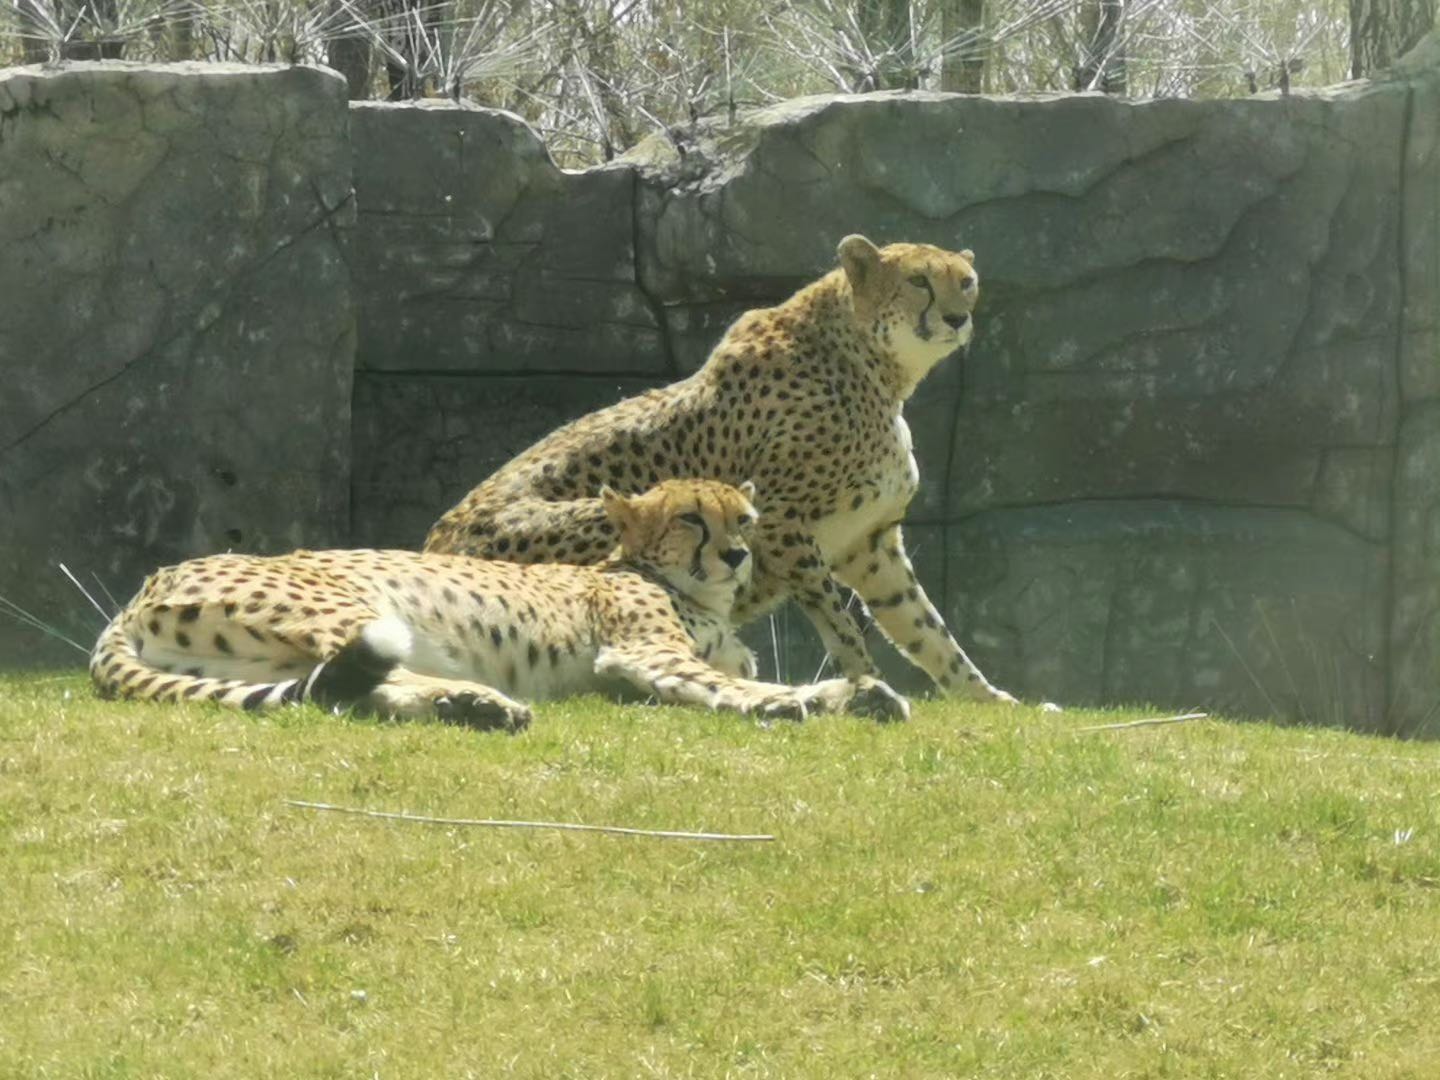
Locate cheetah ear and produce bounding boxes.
[838,234,881,293]
[738,480,756,501]
[959,248,975,264]
[599,485,632,527]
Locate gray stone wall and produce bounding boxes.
[348,63,1439,733]
[1388,35,1440,734]
[4,48,1438,733]
[344,100,671,550]
[0,63,355,664]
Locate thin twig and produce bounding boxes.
[1074,712,1208,733]
[285,799,774,842]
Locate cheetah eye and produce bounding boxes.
[961,274,976,290]
[678,512,705,528]
[907,274,929,289]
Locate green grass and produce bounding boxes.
[4,673,1440,1078]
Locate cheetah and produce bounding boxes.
[425,235,1016,706]
[90,479,908,728]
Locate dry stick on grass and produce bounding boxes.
[286,799,775,843]
[1074,712,1208,734]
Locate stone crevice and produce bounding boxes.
[630,168,678,375]
[950,495,1390,550]
[1,63,354,666]
[1383,81,1418,733]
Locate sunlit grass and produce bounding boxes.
[4,672,1440,1077]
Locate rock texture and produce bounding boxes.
[348,53,1438,731]
[1387,34,1440,734]
[347,102,669,377]
[947,504,1387,724]
[351,373,665,549]
[0,62,354,664]
[4,47,1438,733]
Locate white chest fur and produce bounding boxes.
[811,412,918,563]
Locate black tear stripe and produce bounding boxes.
[914,278,936,341]
[690,515,711,581]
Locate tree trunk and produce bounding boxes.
[150,10,195,61]
[20,33,50,63]
[24,0,129,60]
[940,0,985,93]
[1075,0,1126,94]
[855,0,915,90]
[1350,0,1437,77]
[172,12,194,61]
[588,23,635,157]
[380,0,444,99]
[328,36,375,100]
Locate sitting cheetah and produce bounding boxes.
[90,480,908,728]
[425,235,1015,705]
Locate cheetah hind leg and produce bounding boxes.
[368,669,532,734]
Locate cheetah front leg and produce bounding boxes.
[593,644,908,723]
[836,524,1016,703]
[734,523,881,681]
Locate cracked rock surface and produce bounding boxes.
[348,54,1440,730]
[629,75,1429,732]
[0,62,354,665]
[347,102,669,378]
[5,48,1439,732]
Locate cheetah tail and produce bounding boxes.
[308,616,412,706]
[89,614,412,713]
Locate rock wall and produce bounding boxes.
[4,49,1438,734]
[1388,35,1440,734]
[348,62,1439,733]
[0,63,355,664]
[344,101,671,549]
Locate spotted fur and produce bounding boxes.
[91,480,908,728]
[425,235,1015,704]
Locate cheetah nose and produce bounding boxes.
[943,313,970,330]
[721,547,749,570]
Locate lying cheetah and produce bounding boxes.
[425,235,1015,705]
[90,480,908,728]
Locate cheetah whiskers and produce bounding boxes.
[0,561,120,657]
[0,592,90,656]
[811,587,865,684]
[89,571,122,618]
[58,562,116,624]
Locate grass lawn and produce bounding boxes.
[4,673,1440,1078]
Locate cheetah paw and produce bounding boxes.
[848,677,911,723]
[754,696,808,725]
[435,692,532,734]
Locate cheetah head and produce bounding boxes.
[601,478,759,611]
[838,234,979,388]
